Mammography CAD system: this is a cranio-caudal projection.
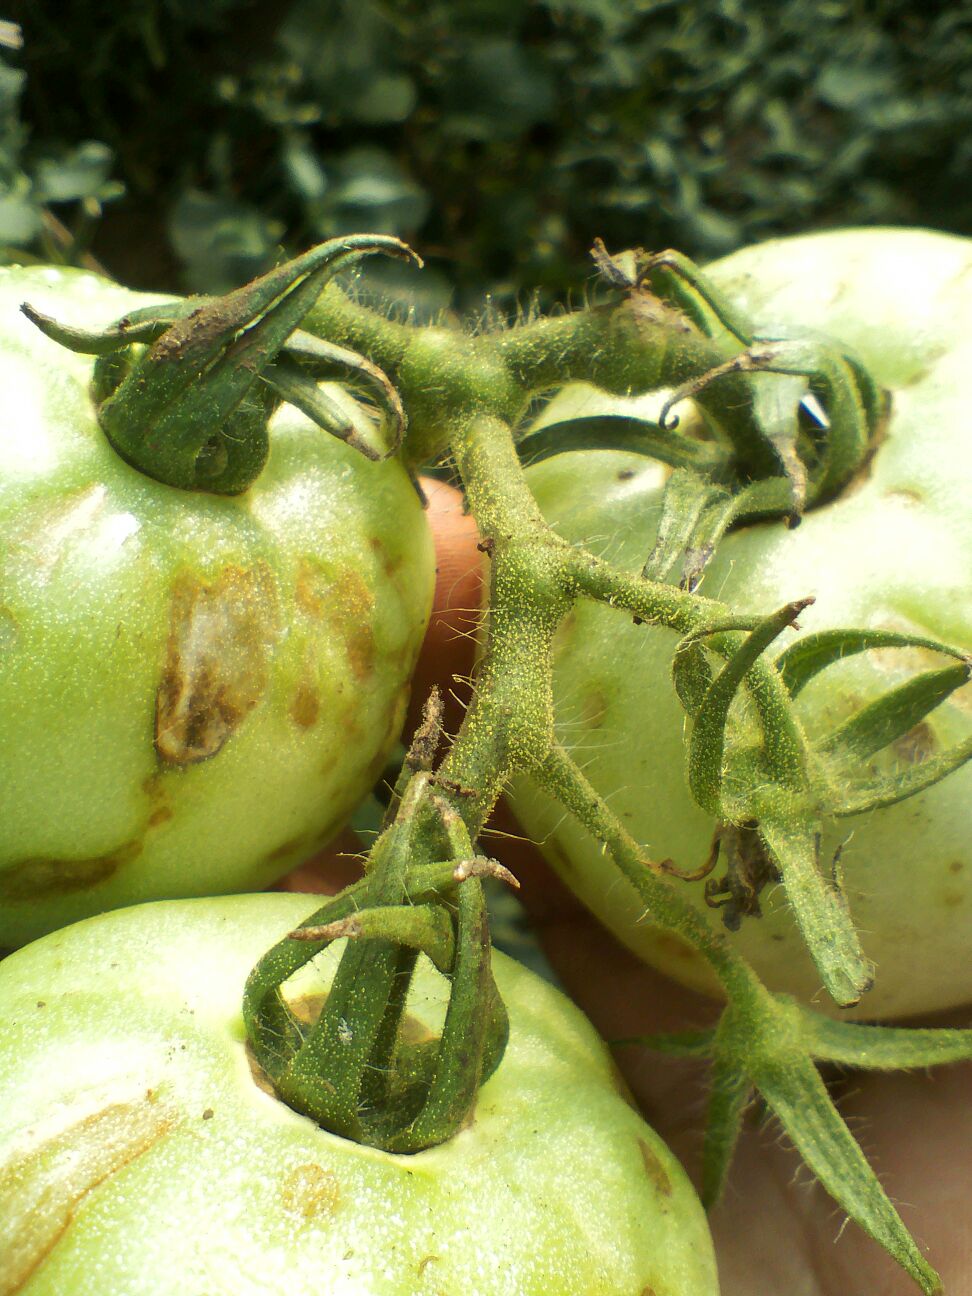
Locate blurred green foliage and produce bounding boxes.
[3,0,971,311]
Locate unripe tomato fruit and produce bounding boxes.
[511,228,972,1019]
[0,893,719,1295]
[0,266,435,949]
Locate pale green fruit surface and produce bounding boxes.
[0,265,435,948]
[512,228,972,1019]
[0,893,718,1295]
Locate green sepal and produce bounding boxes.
[795,1005,972,1070]
[833,733,972,816]
[641,469,732,589]
[820,662,971,762]
[24,234,418,494]
[774,627,972,815]
[752,1045,942,1294]
[638,248,756,348]
[756,813,872,1007]
[21,297,186,353]
[678,602,873,1004]
[613,1029,716,1056]
[686,601,811,815]
[242,771,511,1153]
[516,412,726,474]
[632,990,972,1294]
[671,637,715,718]
[290,904,457,973]
[700,1047,753,1207]
[776,627,970,697]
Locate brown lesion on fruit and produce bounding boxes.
[294,560,377,683]
[0,1093,177,1295]
[290,669,321,729]
[637,1137,673,1200]
[0,841,142,900]
[155,563,280,765]
[369,533,404,581]
[280,1163,340,1221]
[142,772,174,830]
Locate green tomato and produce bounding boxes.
[512,228,972,1020]
[0,892,718,1295]
[0,266,434,949]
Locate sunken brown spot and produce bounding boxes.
[281,1163,340,1221]
[0,842,141,900]
[369,534,403,580]
[637,1137,673,1199]
[290,680,321,729]
[155,564,279,766]
[0,1095,176,1295]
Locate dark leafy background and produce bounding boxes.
[3,0,971,315]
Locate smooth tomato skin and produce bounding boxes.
[0,266,435,949]
[511,229,972,1019]
[0,893,719,1295]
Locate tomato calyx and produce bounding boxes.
[623,991,972,1296]
[22,234,421,493]
[243,692,516,1153]
[517,243,889,595]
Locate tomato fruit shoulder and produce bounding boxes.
[512,228,972,1019]
[0,265,434,949]
[0,892,718,1295]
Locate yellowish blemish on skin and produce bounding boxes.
[280,1163,340,1222]
[0,1095,176,1295]
[637,1138,672,1200]
[294,561,376,682]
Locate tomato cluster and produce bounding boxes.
[1,229,970,1295]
